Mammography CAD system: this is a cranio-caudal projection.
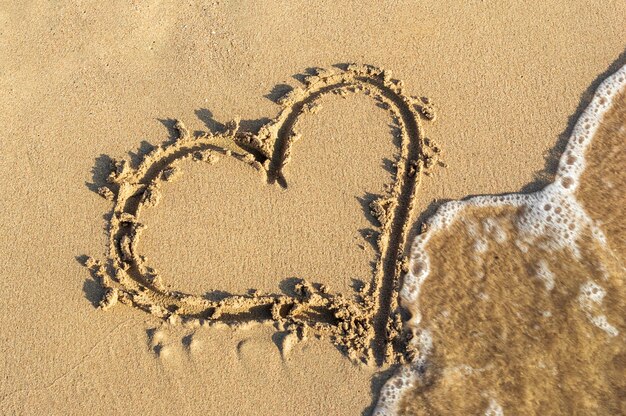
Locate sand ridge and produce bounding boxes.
[83,64,441,366]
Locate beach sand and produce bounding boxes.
[1,1,625,415]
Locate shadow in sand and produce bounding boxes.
[361,366,398,416]
[521,49,626,194]
[85,154,115,194]
[77,255,104,307]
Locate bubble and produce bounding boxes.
[561,177,573,189]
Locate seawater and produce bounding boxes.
[375,63,626,415]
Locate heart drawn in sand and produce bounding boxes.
[84,64,439,365]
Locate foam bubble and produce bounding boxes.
[373,330,432,415]
[579,280,606,305]
[578,280,619,337]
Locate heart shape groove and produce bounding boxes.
[85,64,438,365]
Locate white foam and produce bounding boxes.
[375,63,626,414]
[535,260,555,291]
[463,219,489,253]
[483,217,508,244]
[373,330,432,416]
[590,315,619,337]
[578,280,619,337]
[579,280,606,306]
[399,184,606,327]
[484,398,504,416]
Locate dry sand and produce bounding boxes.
[1,1,625,415]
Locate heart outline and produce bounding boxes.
[84,64,437,365]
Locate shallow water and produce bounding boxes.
[375,65,626,415]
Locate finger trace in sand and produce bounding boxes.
[84,64,439,365]
[374,64,626,414]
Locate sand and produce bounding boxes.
[1,1,625,415]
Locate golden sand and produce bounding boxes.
[1,2,625,415]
